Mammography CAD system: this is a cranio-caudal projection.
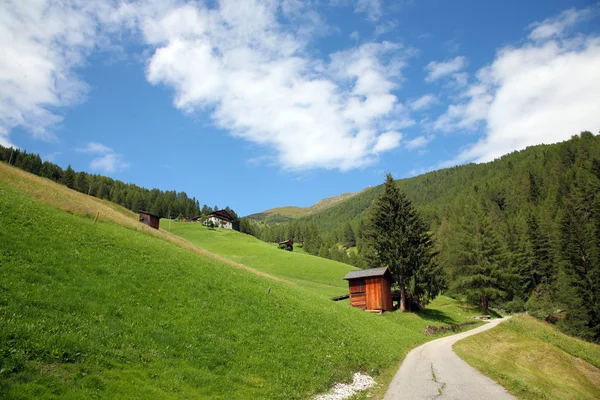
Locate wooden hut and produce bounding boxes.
[138,211,160,230]
[343,267,393,312]
[278,240,294,251]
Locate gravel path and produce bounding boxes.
[384,318,516,400]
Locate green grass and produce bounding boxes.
[0,166,486,399]
[0,163,494,400]
[161,221,355,297]
[454,315,600,400]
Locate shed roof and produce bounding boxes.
[138,210,160,218]
[343,267,390,280]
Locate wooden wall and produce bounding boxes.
[349,279,366,310]
[348,276,392,312]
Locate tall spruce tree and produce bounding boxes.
[454,198,509,311]
[365,173,443,311]
[61,165,76,189]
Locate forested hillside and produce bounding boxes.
[242,132,600,342]
[0,145,237,221]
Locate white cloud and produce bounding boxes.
[375,21,397,37]
[425,56,467,84]
[144,1,409,171]
[528,8,591,41]
[409,94,438,111]
[373,131,402,152]
[77,142,113,155]
[77,142,129,173]
[355,0,382,22]
[434,8,600,165]
[90,153,129,173]
[405,135,432,150]
[0,0,125,145]
[0,0,410,172]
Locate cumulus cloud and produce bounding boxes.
[0,0,410,171]
[409,94,438,111]
[434,7,600,165]
[143,1,409,171]
[77,142,129,173]
[0,0,125,145]
[425,56,467,84]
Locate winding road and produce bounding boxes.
[384,318,516,400]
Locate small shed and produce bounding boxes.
[278,240,294,251]
[343,267,393,312]
[138,210,160,230]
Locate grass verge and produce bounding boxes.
[454,315,600,400]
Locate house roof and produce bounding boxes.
[343,267,390,280]
[138,210,160,218]
[279,240,293,245]
[208,209,234,222]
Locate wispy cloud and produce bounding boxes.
[425,56,468,85]
[354,0,382,22]
[77,142,129,173]
[434,7,600,166]
[405,135,433,150]
[409,94,438,111]
[528,8,591,41]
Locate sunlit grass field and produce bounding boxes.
[1,164,483,399]
[161,221,355,297]
[454,315,600,400]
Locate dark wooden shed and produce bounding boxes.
[138,211,160,230]
[343,267,393,312]
[278,240,294,251]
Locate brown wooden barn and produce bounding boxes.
[278,240,294,251]
[343,267,393,312]
[138,211,160,230]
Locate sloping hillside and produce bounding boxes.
[161,222,355,297]
[0,163,481,399]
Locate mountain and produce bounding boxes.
[244,191,362,222]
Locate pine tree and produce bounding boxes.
[342,222,356,248]
[365,173,443,311]
[61,165,76,189]
[75,172,88,193]
[454,198,509,311]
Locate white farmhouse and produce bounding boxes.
[204,209,234,229]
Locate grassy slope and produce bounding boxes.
[160,221,354,297]
[454,315,600,400]
[0,164,480,399]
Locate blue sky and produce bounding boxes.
[2,0,599,216]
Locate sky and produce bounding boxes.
[1,0,599,216]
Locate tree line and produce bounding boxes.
[243,132,600,342]
[0,145,238,223]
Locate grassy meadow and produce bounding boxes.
[0,164,484,399]
[161,221,355,297]
[454,315,600,400]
